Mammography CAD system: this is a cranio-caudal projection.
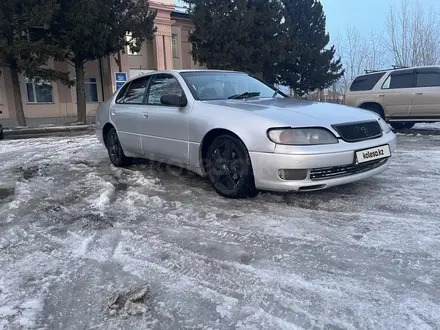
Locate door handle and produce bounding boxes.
[415,92,423,95]
[378,94,384,97]
[142,112,149,119]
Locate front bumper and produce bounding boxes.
[249,132,397,192]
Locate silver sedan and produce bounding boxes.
[95,70,396,198]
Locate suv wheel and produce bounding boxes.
[390,122,415,130]
[360,103,385,118]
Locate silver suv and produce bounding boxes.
[344,66,440,129]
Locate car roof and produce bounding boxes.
[176,69,243,73]
[125,69,248,83]
[123,69,249,84]
[361,65,440,76]
[133,69,246,76]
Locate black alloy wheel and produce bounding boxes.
[106,128,131,166]
[207,134,257,198]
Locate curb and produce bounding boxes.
[392,128,440,136]
[3,125,94,140]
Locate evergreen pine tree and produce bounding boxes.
[187,0,284,81]
[277,0,343,95]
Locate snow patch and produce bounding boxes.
[8,181,32,211]
[215,296,239,319]
[95,183,116,213]
[70,232,96,258]
[17,298,44,328]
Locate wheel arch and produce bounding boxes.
[199,128,250,176]
[102,122,115,148]
[359,102,386,118]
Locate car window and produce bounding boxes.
[383,71,414,89]
[349,72,386,92]
[382,75,391,89]
[147,74,184,105]
[124,76,151,104]
[181,71,284,100]
[115,82,131,103]
[416,71,440,87]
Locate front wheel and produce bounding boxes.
[206,134,257,198]
[106,127,131,167]
[390,122,415,130]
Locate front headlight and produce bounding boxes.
[378,118,391,134]
[267,128,339,145]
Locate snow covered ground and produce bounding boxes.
[0,133,440,330]
[412,122,440,132]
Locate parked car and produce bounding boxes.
[96,70,396,198]
[0,110,3,140]
[344,65,440,129]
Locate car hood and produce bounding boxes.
[202,98,378,127]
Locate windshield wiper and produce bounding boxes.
[228,92,261,99]
[272,88,282,98]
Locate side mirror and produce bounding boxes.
[160,94,187,107]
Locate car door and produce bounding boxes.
[380,69,415,117]
[410,68,440,118]
[141,73,190,166]
[110,75,152,154]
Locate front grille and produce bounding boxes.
[310,158,388,181]
[332,121,382,142]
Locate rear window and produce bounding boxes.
[416,71,440,87]
[349,72,386,91]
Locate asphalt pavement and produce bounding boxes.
[0,133,439,329]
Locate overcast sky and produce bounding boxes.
[174,0,440,45]
[320,0,440,41]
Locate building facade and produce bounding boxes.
[0,0,202,123]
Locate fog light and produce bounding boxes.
[278,169,308,180]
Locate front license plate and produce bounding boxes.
[355,145,391,164]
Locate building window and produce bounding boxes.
[172,34,179,58]
[126,32,140,55]
[26,78,53,103]
[85,78,98,102]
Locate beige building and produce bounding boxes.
[0,0,202,124]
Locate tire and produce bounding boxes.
[206,134,257,199]
[390,122,415,130]
[360,103,385,118]
[106,127,131,167]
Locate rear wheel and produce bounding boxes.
[206,134,257,198]
[106,128,131,166]
[390,122,415,130]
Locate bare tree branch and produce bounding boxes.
[386,0,440,66]
[334,25,386,94]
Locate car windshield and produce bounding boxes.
[180,71,285,101]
